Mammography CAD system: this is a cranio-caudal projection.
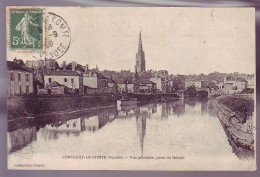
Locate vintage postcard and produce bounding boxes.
[6,7,256,170]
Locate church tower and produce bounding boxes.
[135,31,145,74]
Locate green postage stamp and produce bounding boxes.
[9,8,44,50]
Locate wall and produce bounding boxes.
[116,83,133,93]
[38,88,48,95]
[44,75,80,89]
[247,78,254,88]
[194,81,202,88]
[108,83,114,87]
[236,81,246,90]
[136,83,154,93]
[98,78,108,88]
[150,78,162,91]
[51,87,65,95]
[209,99,254,159]
[83,77,98,88]
[117,83,126,93]
[185,81,202,89]
[127,84,134,93]
[223,83,234,90]
[85,87,115,94]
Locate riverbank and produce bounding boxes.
[209,95,255,159]
[7,94,117,120]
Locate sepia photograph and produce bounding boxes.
[6,7,256,170]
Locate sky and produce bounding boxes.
[8,7,255,75]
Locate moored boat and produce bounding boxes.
[120,98,138,106]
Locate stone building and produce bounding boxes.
[246,76,254,89]
[107,77,117,88]
[44,70,84,94]
[61,61,108,89]
[26,59,58,70]
[47,81,66,95]
[115,79,134,93]
[134,79,156,94]
[83,69,108,89]
[185,80,203,89]
[150,77,166,93]
[221,77,247,94]
[7,61,34,96]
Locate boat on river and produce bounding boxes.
[117,96,138,106]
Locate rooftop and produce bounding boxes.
[45,70,82,76]
[107,77,116,83]
[114,79,133,84]
[7,61,31,72]
[64,63,85,72]
[92,69,107,80]
[114,79,126,84]
[135,78,155,85]
[48,81,65,87]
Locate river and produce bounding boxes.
[7,99,254,170]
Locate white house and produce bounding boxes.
[222,77,247,94]
[7,61,34,96]
[185,80,202,89]
[83,69,108,89]
[150,77,166,93]
[44,70,83,94]
[246,77,255,89]
[115,79,134,93]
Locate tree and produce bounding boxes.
[13,58,25,66]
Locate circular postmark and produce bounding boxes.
[33,12,71,60]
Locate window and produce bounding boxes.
[18,73,21,81]
[71,78,74,83]
[26,74,30,82]
[26,86,29,95]
[10,73,14,81]
[19,86,22,95]
[49,78,52,83]
[64,78,67,82]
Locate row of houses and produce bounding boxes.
[184,76,254,94]
[7,60,254,96]
[7,60,159,96]
[43,61,159,95]
[40,61,115,95]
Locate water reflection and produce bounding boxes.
[8,127,37,153]
[135,107,148,156]
[8,99,222,157]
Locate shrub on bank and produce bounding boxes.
[217,96,254,116]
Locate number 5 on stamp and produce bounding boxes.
[9,8,44,50]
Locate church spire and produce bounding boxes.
[138,30,143,54]
[135,30,145,73]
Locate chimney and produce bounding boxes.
[85,64,89,72]
[96,65,98,71]
[63,61,66,71]
[72,61,76,71]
